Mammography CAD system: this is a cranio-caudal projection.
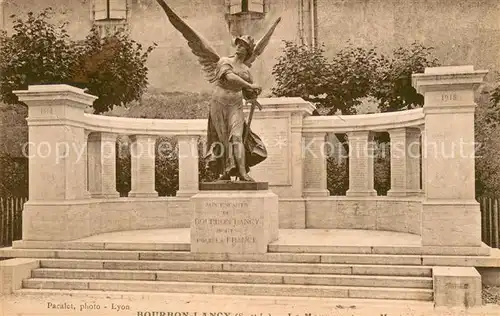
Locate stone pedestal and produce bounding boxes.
[191,183,279,254]
[433,267,482,308]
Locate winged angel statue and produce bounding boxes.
[155,0,281,182]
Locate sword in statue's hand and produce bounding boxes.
[244,98,262,143]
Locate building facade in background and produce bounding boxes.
[0,0,498,93]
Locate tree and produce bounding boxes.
[0,9,77,105]
[72,26,157,113]
[475,104,500,197]
[271,41,337,111]
[0,8,156,113]
[373,42,440,112]
[272,41,386,115]
[475,77,500,197]
[272,41,440,115]
[489,71,500,109]
[327,44,387,115]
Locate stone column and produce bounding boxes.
[387,128,421,196]
[83,130,91,199]
[302,132,329,197]
[419,125,426,196]
[412,65,487,247]
[87,132,120,198]
[346,131,377,196]
[176,135,199,197]
[14,85,97,201]
[129,135,158,198]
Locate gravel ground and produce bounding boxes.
[483,286,500,305]
[3,290,500,316]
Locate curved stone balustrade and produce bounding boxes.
[303,108,424,133]
[84,114,206,136]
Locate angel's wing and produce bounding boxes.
[155,0,221,82]
[245,17,282,67]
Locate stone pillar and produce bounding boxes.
[346,131,377,196]
[302,132,329,197]
[412,65,487,246]
[176,135,199,197]
[87,132,120,198]
[129,135,158,198]
[387,128,421,196]
[419,125,426,196]
[14,85,97,201]
[83,131,91,199]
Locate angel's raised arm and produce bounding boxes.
[155,0,221,83]
[245,17,282,67]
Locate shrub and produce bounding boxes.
[155,137,178,196]
[0,154,28,197]
[115,136,131,196]
[327,157,349,195]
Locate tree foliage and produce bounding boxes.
[373,43,440,112]
[327,45,386,115]
[326,157,349,195]
[72,26,157,113]
[0,9,77,105]
[0,8,156,113]
[0,154,28,197]
[272,41,440,114]
[475,83,500,197]
[271,42,335,111]
[489,72,500,109]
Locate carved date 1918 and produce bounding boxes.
[441,93,458,102]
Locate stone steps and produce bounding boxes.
[39,259,433,276]
[268,244,491,256]
[2,248,499,266]
[4,247,498,302]
[11,240,491,256]
[22,278,433,301]
[31,268,432,289]
[20,257,435,301]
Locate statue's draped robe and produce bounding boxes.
[204,57,267,176]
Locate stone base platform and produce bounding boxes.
[199,181,269,191]
[9,228,492,256]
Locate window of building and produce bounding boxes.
[228,0,265,15]
[93,0,128,21]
